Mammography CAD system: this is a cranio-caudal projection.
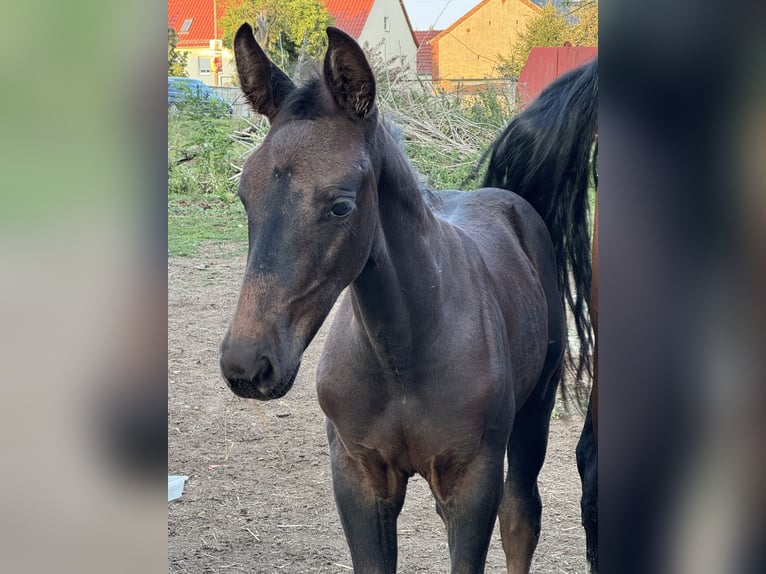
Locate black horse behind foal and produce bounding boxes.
[220,24,596,574]
[481,58,599,573]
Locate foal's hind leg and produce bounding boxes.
[498,368,560,573]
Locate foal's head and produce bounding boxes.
[220,25,380,400]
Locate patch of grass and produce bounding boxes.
[406,144,482,191]
[168,109,256,256]
[168,198,247,257]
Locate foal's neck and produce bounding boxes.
[349,123,445,367]
[374,124,434,236]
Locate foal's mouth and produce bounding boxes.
[225,362,301,401]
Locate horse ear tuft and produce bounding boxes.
[234,23,295,121]
[323,27,376,120]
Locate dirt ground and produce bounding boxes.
[168,242,587,573]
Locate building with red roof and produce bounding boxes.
[168,0,231,84]
[413,29,441,79]
[429,0,541,92]
[168,0,418,85]
[322,0,418,75]
[168,0,224,50]
[323,0,375,39]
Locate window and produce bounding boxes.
[384,17,390,32]
[198,56,211,75]
[180,18,193,33]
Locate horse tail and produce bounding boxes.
[482,58,597,407]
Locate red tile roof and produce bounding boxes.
[168,0,226,49]
[321,0,375,39]
[168,1,378,48]
[414,30,441,76]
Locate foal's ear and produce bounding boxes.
[323,27,376,120]
[234,23,295,121]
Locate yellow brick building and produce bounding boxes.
[431,0,541,92]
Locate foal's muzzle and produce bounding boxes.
[219,336,299,400]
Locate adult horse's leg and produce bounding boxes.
[577,194,598,572]
[576,400,598,572]
[327,424,406,574]
[591,195,598,443]
[577,336,598,573]
[433,446,505,574]
[498,367,560,573]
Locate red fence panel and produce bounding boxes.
[518,46,598,106]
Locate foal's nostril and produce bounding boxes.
[253,356,274,384]
[222,353,279,399]
[219,341,277,391]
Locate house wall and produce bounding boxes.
[179,46,237,87]
[359,0,418,77]
[432,0,539,91]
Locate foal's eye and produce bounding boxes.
[330,199,354,218]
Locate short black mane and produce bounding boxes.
[279,75,325,120]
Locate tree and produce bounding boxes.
[567,1,598,46]
[168,27,188,77]
[218,0,333,67]
[497,1,598,78]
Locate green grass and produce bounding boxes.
[406,144,483,191]
[168,198,248,257]
[168,109,252,256]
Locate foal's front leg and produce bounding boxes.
[432,446,505,574]
[327,423,407,574]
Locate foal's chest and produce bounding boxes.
[318,360,508,471]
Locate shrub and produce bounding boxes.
[168,112,256,202]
